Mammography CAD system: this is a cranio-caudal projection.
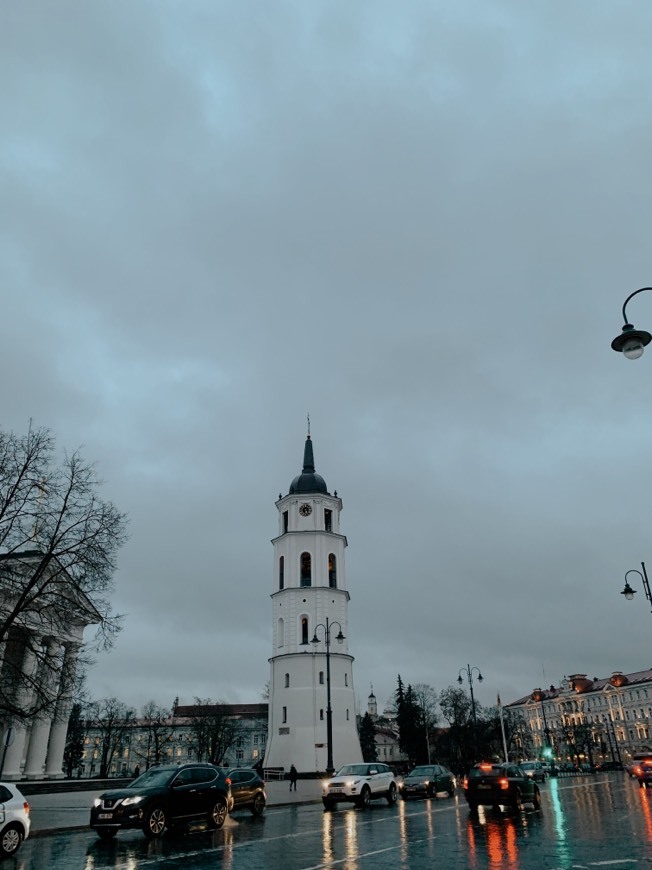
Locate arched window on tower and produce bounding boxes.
[279,556,284,590]
[285,673,290,688]
[328,554,337,588]
[319,671,324,685]
[300,552,311,587]
[277,617,284,648]
[301,616,309,645]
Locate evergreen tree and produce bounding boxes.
[358,712,378,762]
[63,702,86,778]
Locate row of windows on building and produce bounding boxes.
[283,671,348,687]
[279,706,351,723]
[282,509,333,533]
[278,553,338,590]
[277,615,349,649]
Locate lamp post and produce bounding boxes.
[311,617,345,777]
[620,562,652,614]
[532,688,552,759]
[611,287,652,359]
[458,664,483,760]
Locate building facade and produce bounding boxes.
[507,670,652,766]
[264,435,362,774]
[0,550,99,780]
[81,703,268,778]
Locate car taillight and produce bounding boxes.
[24,801,30,815]
[225,777,232,785]
[635,767,642,776]
[462,777,468,789]
[499,778,509,790]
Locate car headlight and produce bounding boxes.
[122,795,145,806]
[93,799,101,807]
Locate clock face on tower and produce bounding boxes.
[299,503,312,517]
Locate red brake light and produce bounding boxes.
[499,778,509,790]
[479,764,492,771]
[225,777,232,785]
[23,801,30,815]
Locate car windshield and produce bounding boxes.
[128,768,176,789]
[521,763,536,770]
[336,764,371,776]
[409,767,436,776]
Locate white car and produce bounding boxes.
[0,782,30,858]
[322,763,398,809]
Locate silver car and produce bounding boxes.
[0,782,31,858]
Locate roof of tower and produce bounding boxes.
[289,435,329,495]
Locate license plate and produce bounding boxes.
[98,813,113,819]
[477,784,491,790]
[330,788,344,793]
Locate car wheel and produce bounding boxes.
[322,798,336,811]
[467,800,479,812]
[251,792,266,817]
[511,789,524,812]
[532,788,541,810]
[357,786,371,809]
[387,782,398,805]
[0,823,23,857]
[207,798,228,829]
[447,784,455,798]
[142,806,167,839]
[96,829,118,841]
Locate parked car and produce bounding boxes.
[595,761,623,771]
[221,767,266,815]
[90,763,231,840]
[0,782,30,858]
[520,761,547,782]
[463,762,541,812]
[399,764,455,800]
[322,763,398,810]
[634,759,652,788]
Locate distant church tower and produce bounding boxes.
[264,433,362,774]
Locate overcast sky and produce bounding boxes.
[3,1,652,720]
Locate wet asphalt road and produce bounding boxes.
[10,774,652,869]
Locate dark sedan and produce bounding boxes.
[463,762,541,812]
[222,768,267,815]
[399,765,455,800]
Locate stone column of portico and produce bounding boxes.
[1,635,40,780]
[23,637,62,779]
[44,642,80,779]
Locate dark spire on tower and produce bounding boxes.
[289,427,329,495]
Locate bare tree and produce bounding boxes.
[412,683,439,763]
[86,697,135,778]
[135,701,175,769]
[188,698,242,765]
[0,424,128,722]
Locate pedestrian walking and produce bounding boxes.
[289,764,298,791]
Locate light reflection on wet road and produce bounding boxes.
[12,774,652,869]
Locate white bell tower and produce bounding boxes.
[264,433,362,774]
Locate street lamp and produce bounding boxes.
[311,618,345,777]
[611,287,652,359]
[532,688,553,759]
[458,664,483,760]
[620,562,652,614]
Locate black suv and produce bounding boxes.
[463,762,541,812]
[399,764,455,800]
[221,768,267,815]
[90,763,231,839]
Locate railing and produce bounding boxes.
[263,767,285,780]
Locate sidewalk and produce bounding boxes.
[27,778,323,836]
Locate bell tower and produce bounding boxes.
[264,433,362,774]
